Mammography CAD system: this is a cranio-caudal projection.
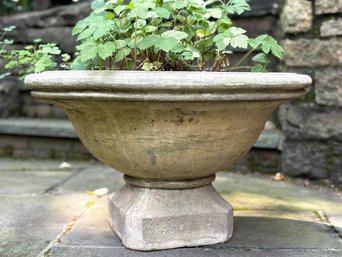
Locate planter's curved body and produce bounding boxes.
[25,71,311,251]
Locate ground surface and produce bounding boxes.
[0,159,341,257]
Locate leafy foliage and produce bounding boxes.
[0,26,70,79]
[72,0,284,72]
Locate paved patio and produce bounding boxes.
[0,159,341,257]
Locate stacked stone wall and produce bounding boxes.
[0,2,91,118]
[280,0,342,186]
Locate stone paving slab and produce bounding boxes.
[0,160,341,257]
[0,170,72,195]
[57,165,124,194]
[0,194,92,257]
[55,197,341,254]
[215,172,342,213]
[50,247,342,257]
[0,158,92,171]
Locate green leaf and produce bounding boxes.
[34,57,56,73]
[98,42,116,59]
[228,27,246,36]
[252,53,269,63]
[161,30,188,40]
[155,7,170,19]
[225,0,250,15]
[3,39,14,45]
[0,72,11,79]
[181,48,200,61]
[33,38,42,43]
[155,37,177,52]
[270,44,284,59]
[207,8,222,18]
[261,43,271,54]
[62,53,71,62]
[91,0,105,10]
[78,27,97,41]
[174,1,186,9]
[214,34,226,50]
[138,35,159,50]
[248,35,284,59]
[3,26,16,32]
[144,26,156,33]
[171,43,184,53]
[93,26,111,40]
[40,45,61,55]
[196,29,206,38]
[115,40,127,49]
[230,34,248,48]
[115,48,131,62]
[142,60,162,71]
[251,64,268,72]
[79,45,98,62]
[248,38,260,49]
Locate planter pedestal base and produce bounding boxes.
[108,175,233,251]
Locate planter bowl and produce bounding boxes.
[25,71,311,251]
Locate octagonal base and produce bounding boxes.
[108,180,233,251]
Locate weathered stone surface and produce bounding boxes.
[108,184,233,251]
[58,165,124,193]
[315,67,342,106]
[331,157,342,186]
[281,0,312,33]
[0,118,76,138]
[0,194,90,257]
[0,170,71,194]
[279,104,342,141]
[321,18,342,37]
[279,104,342,180]
[284,39,342,67]
[325,211,342,235]
[0,3,91,28]
[0,78,21,118]
[0,3,90,53]
[0,158,90,171]
[315,0,342,15]
[2,160,342,257]
[55,187,342,256]
[25,71,310,180]
[49,247,342,257]
[282,141,329,179]
[303,111,342,141]
[215,172,342,213]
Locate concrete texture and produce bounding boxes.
[0,117,284,148]
[0,159,341,257]
[108,184,233,250]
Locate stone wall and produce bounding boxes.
[280,0,342,187]
[0,2,91,118]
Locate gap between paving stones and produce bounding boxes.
[36,194,105,257]
[36,166,104,257]
[321,211,342,240]
[44,169,83,194]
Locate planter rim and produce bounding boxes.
[26,70,311,102]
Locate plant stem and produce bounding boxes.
[228,65,252,71]
[232,48,256,68]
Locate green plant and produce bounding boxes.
[0,26,70,79]
[72,0,284,71]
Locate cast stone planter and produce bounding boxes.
[25,71,311,251]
